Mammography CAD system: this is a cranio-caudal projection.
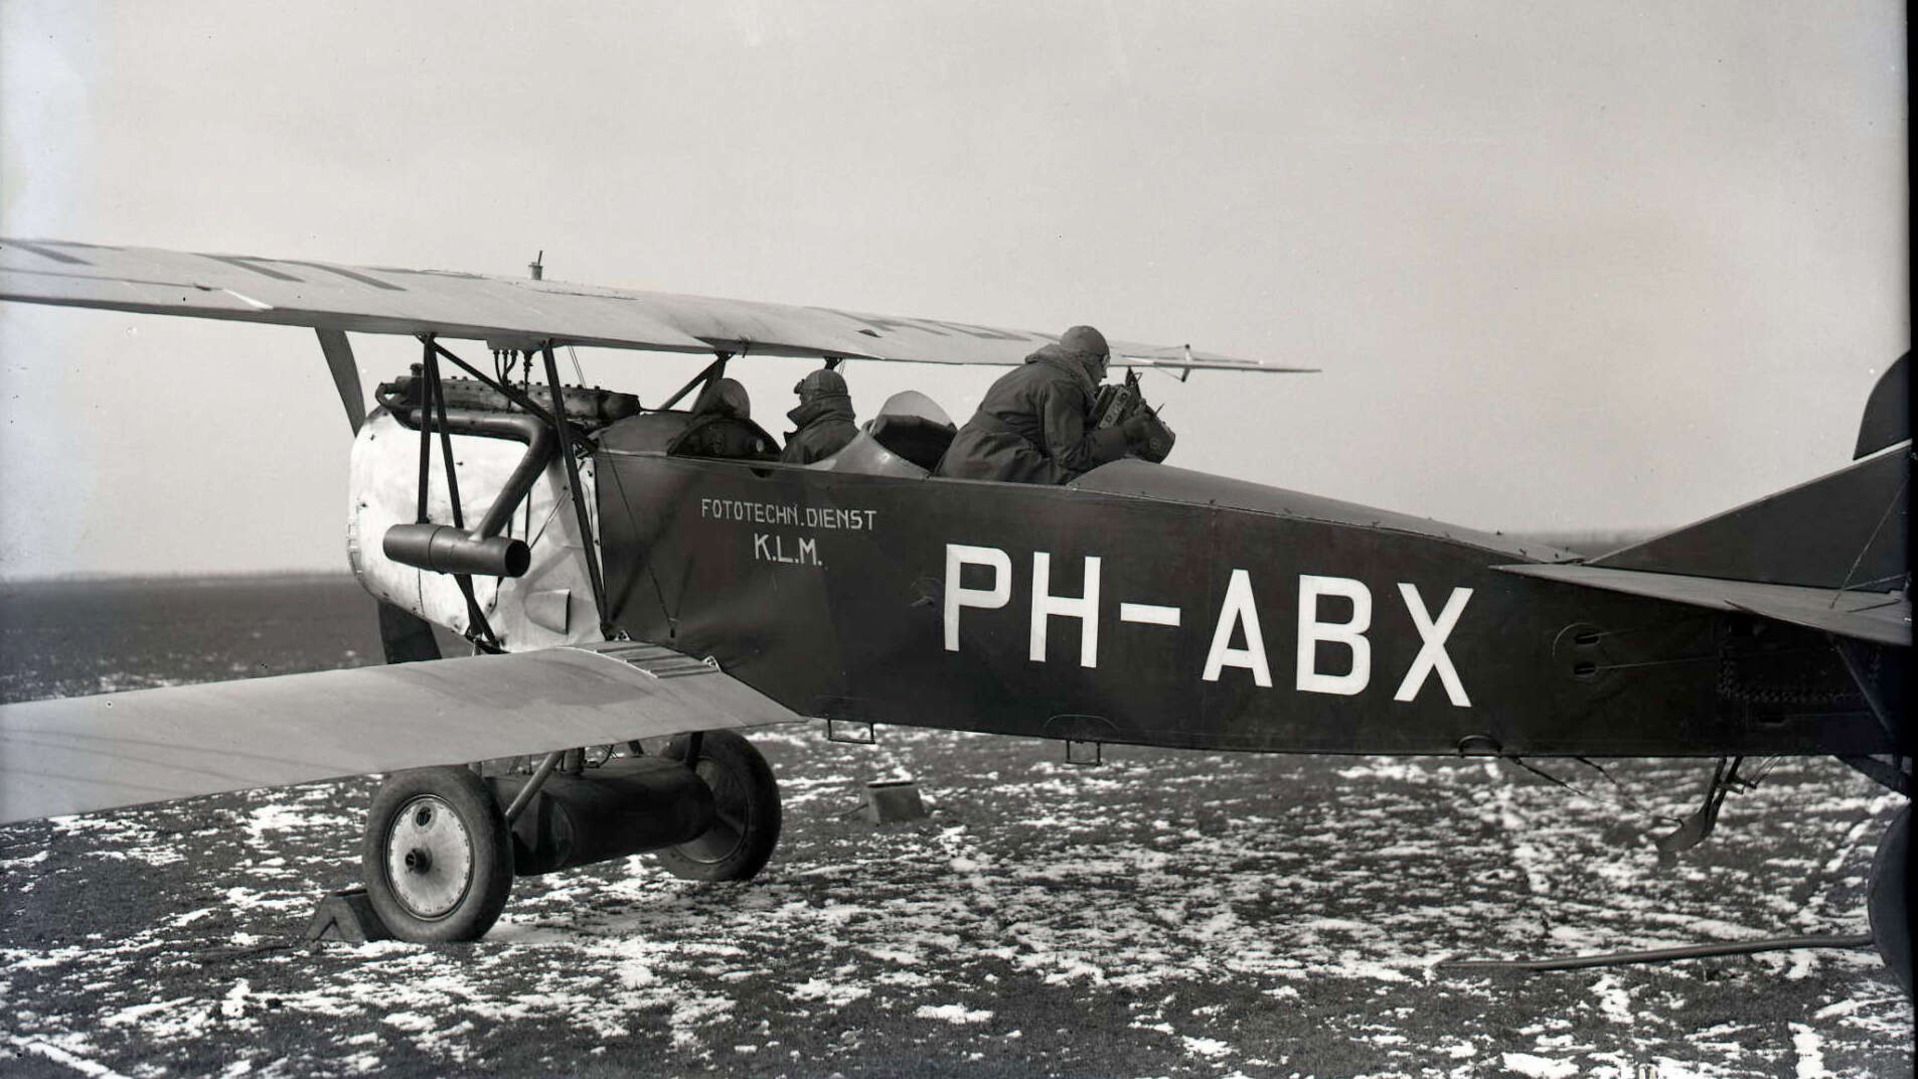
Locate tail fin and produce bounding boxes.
[1591,356,1909,592]
[1855,352,1909,459]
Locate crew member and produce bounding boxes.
[781,367,860,464]
[673,377,776,459]
[933,325,1152,484]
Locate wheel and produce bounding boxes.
[362,766,514,942]
[1867,803,1910,997]
[654,730,782,882]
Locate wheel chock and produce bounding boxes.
[863,779,927,823]
[305,886,393,943]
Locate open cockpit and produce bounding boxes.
[596,386,958,480]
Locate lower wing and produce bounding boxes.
[0,641,797,824]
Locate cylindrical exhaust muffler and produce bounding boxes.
[383,523,531,578]
[489,756,716,876]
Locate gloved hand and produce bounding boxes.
[1120,409,1175,462]
[1120,411,1156,450]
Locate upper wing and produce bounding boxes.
[1494,562,1911,647]
[0,238,1309,373]
[0,641,798,824]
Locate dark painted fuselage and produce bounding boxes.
[594,448,1892,759]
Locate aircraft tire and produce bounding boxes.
[655,730,782,883]
[1866,803,1910,997]
[361,767,514,942]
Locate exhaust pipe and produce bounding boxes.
[377,404,556,579]
[383,524,530,577]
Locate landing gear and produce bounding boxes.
[352,733,781,942]
[655,730,783,882]
[1867,804,1911,996]
[362,767,515,942]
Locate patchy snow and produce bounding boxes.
[1,722,1908,1075]
[242,804,312,845]
[1182,1035,1232,1058]
[7,1034,128,1078]
[381,1012,437,1033]
[914,1003,993,1024]
[1501,1051,1579,1078]
[1789,1022,1830,1078]
[1590,973,1634,1025]
[789,978,872,1007]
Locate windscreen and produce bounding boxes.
[873,390,954,429]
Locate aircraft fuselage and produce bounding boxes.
[594,451,1892,760]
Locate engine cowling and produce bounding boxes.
[346,408,602,650]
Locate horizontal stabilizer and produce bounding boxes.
[0,642,799,824]
[0,238,1308,373]
[1590,440,1909,592]
[1495,562,1910,647]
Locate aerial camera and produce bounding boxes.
[1093,368,1176,462]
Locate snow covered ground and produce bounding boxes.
[2,726,1909,1077]
[1,578,1908,1075]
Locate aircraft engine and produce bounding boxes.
[346,373,629,650]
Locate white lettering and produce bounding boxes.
[944,544,1012,652]
[1119,603,1181,627]
[1393,584,1472,706]
[799,537,819,567]
[1030,553,1101,668]
[1202,569,1271,686]
[753,533,771,561]
[1296,575,1371,696]
[706,500,874,529]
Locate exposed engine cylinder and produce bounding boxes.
[378,370,641,429]
[488,756,716,876]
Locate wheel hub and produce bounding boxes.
[679,757,747,864]
[385,794,474,920]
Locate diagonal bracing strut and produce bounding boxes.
[539,342,614,640]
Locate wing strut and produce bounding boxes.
[417,335,501,649]
[542,342,614,639]
[318,326,442,663]
[316,329,364,434]
[661,352,731,410]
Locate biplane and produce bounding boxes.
[0,239,1906,992]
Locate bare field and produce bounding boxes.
[1,577,1910,1077]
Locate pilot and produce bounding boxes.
[673,377,775,459]
[781,367,859,464]
[933,325,1153,484]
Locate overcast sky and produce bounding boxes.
[0,1,1906,578]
